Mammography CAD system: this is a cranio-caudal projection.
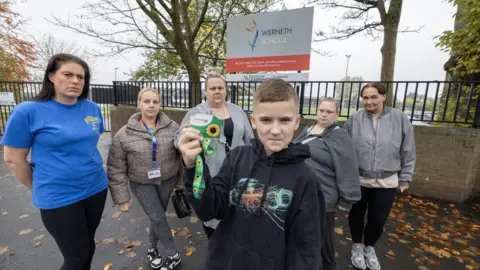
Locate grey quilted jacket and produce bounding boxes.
[107,112,182,204]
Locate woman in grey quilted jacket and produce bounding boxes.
[107,88,183,270]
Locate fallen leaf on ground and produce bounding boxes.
[34,235,45,241]
[138,267,144,270]
[124,243,133,252]
[104,262,113,270]
[190,217,199,223]
[18,214,29,219]
[418,266,429,270]
[118,250,124,255]
[177,227,190,237]
[0,246,8,255]
[171,229,177,236]
[102,238,116,244]
[126,251,136,258]
[112,211,122,218]
[18,229,33,236]
[334,227,344,235]
[186,235,192,239]
[120,227,127,232]
[465,266,475,270]
[185,247,196,257]
[116,237,128,244]
[131,240,142,247]
[34,242,41,248]
[166,212,177,217]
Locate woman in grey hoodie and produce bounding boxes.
[294,97,361,270]
[174,70,254,238]
[343,82,416,270]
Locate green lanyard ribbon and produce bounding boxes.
[192,138,216,199]
[190,114,223,199]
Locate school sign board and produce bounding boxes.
[226,7,314,73]
[226,73,309,82]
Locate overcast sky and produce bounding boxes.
[13,0,456,84]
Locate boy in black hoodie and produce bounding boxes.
[177,78,325,270]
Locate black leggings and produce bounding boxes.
[348,187,396,247]
[40,188,107,270]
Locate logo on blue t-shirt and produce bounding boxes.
[84,116,100,130]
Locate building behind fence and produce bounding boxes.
[1,80,479,134]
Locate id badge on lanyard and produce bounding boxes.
[141,118,161,180]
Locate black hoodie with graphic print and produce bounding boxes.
[182,138,325,270]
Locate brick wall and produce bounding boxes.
[110,107,480,202]
[411,126,480,201]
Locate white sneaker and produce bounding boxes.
[351,243,367,270]
[364,246,381,270]
[147,248,163,269]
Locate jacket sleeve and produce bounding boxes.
[342,115,353,135]
[286,172,324,270]
[242,111,255,145]
[182,152,233,221]
[107,131,130,205]
[171,121,184,186]
[174,106,202,149]
[326,130,361,210]
[398,116,416,185]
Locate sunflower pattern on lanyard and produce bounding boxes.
[190,114,223,199]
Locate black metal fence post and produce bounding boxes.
[113,81,118,106]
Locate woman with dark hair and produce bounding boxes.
[1,53,108,270]
[343,82,416,270]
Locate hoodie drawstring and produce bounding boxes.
[255,155,275,216]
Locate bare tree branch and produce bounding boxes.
[192,0,209,40]
[195,2,227,58]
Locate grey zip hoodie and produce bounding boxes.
[343,107,416,186]
[174,101,254,228]
[294,123,361,212]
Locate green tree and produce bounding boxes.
[50,0,281,105]
[309,0,422,106]
[131,50,185,81]
[0,0,36,81]
[435,0,480,125]
[436,0,480,77]
[334,76,364,112]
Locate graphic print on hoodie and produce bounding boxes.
[229,178,294,231]
[182,138,325,270]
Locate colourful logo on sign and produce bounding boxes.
[245,19,259,52]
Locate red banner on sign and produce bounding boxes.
[226,54,310,72]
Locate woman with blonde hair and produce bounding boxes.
[107,88,183,270]
[294,97,361,270]
[174,69,254,238]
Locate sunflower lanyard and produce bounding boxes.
[190,114,223,199]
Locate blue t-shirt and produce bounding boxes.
[1,99,108,209]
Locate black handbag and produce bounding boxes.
[172,189,192,218]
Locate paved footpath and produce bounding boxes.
[0,134,479,270]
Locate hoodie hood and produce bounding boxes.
[249,138,311,165]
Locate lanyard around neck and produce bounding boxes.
[140,117,158,164]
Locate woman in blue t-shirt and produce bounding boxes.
[1,53,108,270]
